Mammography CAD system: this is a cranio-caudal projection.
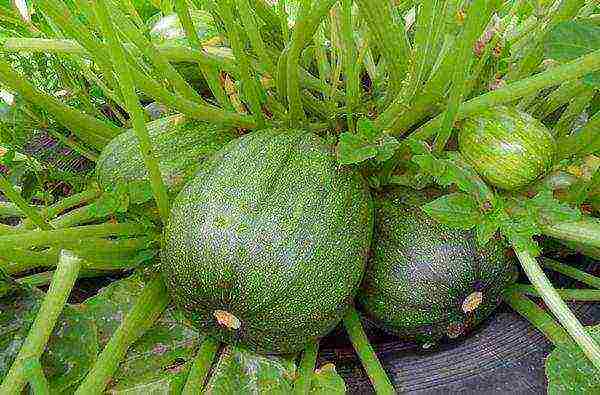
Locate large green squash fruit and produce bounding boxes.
[96,114,237,193]
[459,106,556,190]
[357,187,517,345]
[161,129,373,354]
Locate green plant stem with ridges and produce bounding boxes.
[173,0,232,109]
[0,222,146,251]
[510,285,600,301]
[236,0,275,75]
[541,217,600,249]
[294,340,319,395]
[49,205,102,229]
[515,249,600,370]
[542,259,600,290]
[105,0,204,105]
[557,109,600,160]
[182,337,220,394]
[39,0,121,94]
[23,357,51,395]
[0,175,52,231]
[355,0,408,100]
[93,0,171,223]
[0,58,118,150]
[553,90,594,138]
[412,49,600,140]
[0,251,82,395]
[530,80,586,119]
[434,0,495,152]
[341,0,358,132]
[217,0,266,126]
[75,276,169,395]
[22,188,101,229]
[503,291,572,348]
[17,269,116,288]
[343,308,395,394]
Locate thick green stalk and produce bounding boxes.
[341,0,358,132]
[541,217,600,249]
[284,0,337,124]
[94,0,170,223]
[235,0,275,74]
[434,0,495,152]
[413,49,600,140]
[0,201,29,218]
[174,0,231,109]
[75,276,169,395]
[0,222,146,251]
[0,175,52,230]
[355,0,408,99]
[23,357,51,395]
[294,340,319,395]
[503,291,572,348]
[343,308,395,394]
[509,284,600,301]
[557,109,600,160]
[515,249,600,370]
[217,0,265,126]
[18,269,116,288]
[0,58,118,150]
[553,90,594,138]
[21,189,101,230]
[49,205,101,229]
[182,337,220,394]
[0,251,82,395]
[542,259,600,290]
[106,0,204,105]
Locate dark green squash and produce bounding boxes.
[357,187,517,345]
[459,106,556,190]
[96,114,238,193]
[161,128,373,354]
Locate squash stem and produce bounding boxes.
[74,276,169,395]
[541,258,600,290]
[541,217,600,249]
[515,249,600,370]
[412,49,600,140]
[503,291,572,348]
[182,337,220,395]
[0,222,148,251]
[508,284,600,302]
[293,340,319,395]
[0,175,53,230]
[0,251,82,395]
[23,357,51,395]
[173,0,232,109]
[93,0,171,223]
[343,308,395,394]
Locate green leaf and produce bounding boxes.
[82,275,201,393]
[205,346,297,394]
[421,192,482,229]
[475,217,500,246]
[374,135,401,162]
[128,180,154,205]
[583,71,600,89]
[544,21,600,63]
[310,363,346,394]
[337,132,377,165]
[0,286,98,393]
[337,118,401,165]
[526,190,582,226]
[546,325,600,394]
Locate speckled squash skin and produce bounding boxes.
[459,106,556,190]
[96,115,237,193]
[161,129,373,354]
[357,187,517,345]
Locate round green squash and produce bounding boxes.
[357,187,517,345]
[161,128,373,354]
[96,114,237,193]
[459,106,556,190]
